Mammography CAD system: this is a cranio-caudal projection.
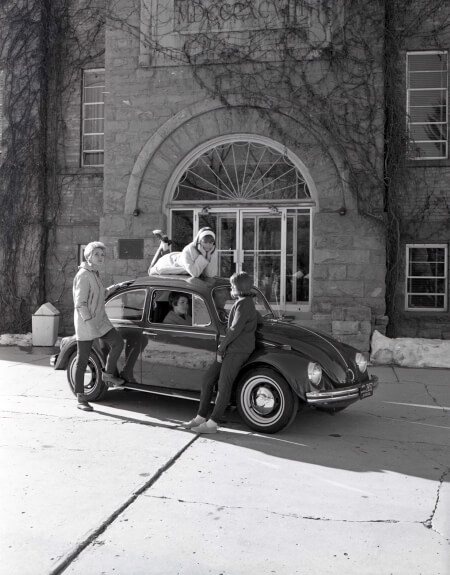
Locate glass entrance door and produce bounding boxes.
[241,214,283,305]
[198,209,284,306]
[170,207,310,310]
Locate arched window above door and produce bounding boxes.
[173,140,311,204]
[167,136,313,312]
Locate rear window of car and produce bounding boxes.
[105,289,147,321]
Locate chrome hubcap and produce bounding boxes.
[254,386,276,414]
[240,374,285,427]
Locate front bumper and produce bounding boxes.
[306,375,379,406]
[50,354,58,368]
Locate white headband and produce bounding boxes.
[197,229,215,242]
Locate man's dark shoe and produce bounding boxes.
[77,394,93,411]
[77,401,93,411]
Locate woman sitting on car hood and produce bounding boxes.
[149,227,218,278]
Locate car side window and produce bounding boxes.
[212,286,233,323]
[192,294,211,327]
[150,290,193,325]
[105,289,147,321]
[149,290,211,327]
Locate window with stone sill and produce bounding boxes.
[405,244,448,311]
[81,69,105,167]
[407,51,448,160]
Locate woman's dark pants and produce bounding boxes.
[197,352,250,422]
[74,329,124,394]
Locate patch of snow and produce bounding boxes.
[371,330,450,368]
[0,333,33,346]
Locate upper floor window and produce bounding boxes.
[82,69,104,167]
[407,51,448,160]
[405,244,448,311]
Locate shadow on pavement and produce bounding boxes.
[3,345,449,483]
[94,387,450,484]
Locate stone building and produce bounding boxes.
[1,0,449,347]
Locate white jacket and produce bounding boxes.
[73,263,116,341]
[150,238,218,278]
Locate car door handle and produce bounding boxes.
[143,330,158,337]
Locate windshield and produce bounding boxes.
[212,285,275,323]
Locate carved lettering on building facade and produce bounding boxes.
[139,0,335,66]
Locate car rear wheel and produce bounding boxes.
[67,352,108,401]
[236,368,299,434]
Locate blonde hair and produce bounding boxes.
[84,241,106,261]
[230,272,253,296]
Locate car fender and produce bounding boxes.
[54,336,106,370]
[242,349,311,401]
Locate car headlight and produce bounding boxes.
[355,353,368,373]
[307,362,322,387]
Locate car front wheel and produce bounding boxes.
[236,368,299,433]
[67,352,108,401]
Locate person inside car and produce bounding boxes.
[163,292,192,326]
[149,227,218,278]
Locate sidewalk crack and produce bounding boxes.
[47,435,199,575]
[391,367,401,382]
[422,466,450,542]
[146,495,409,524]
[423,384,445,412]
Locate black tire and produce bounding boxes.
[66,352,108,401]
[236,368,299,433]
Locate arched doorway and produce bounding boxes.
[165,136,316,311]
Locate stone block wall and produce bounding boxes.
[331,306,373,351]
[308,212,386,350]
[46,175,103,333]
[34,0,449,347]
[44,0,106,334]
[393,166,450,340]
[94,1,388,349]
[44,0,388,346]
[390,22,450,339]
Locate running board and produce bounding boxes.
[119,382,201,402]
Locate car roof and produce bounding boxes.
[128,275,231,294]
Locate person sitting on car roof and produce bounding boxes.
[149,228,218,278]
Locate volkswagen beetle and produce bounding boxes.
[51,276,378,433]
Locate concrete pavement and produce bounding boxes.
[0,345,449,575]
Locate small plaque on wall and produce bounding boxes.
[118,239,144,259]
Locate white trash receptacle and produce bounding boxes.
[32,303,60,346]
